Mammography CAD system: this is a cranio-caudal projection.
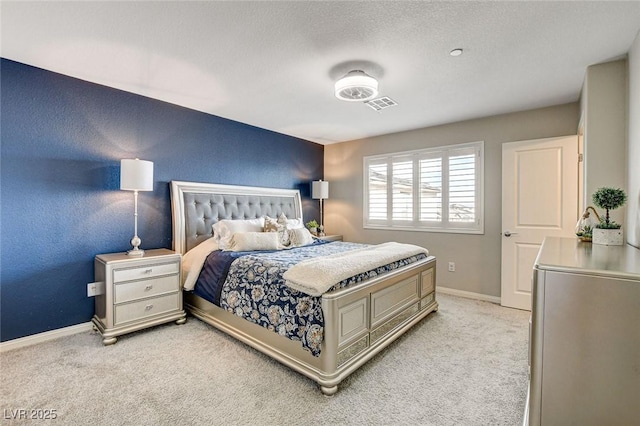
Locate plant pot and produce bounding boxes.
[592,227,623,246]
[308,227,317,236]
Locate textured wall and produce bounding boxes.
[324,103,579,298]
[628,32,640,248]
[582,60,628,228]
[0,59,323,341]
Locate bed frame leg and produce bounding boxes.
[320,385,338,396]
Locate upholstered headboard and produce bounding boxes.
[170,181,303,254]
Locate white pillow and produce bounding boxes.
[289,227,314,247]
[182,237,219,291]
[225,232,280,252]
[212,218,265,249]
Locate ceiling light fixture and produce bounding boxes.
[449,48,463,57]
[334,70,379,102]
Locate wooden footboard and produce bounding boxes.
[184,255,437,395]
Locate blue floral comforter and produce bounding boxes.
[193,241,427,356]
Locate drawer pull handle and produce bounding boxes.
[144,285,153,291]
[145,304,154,311]
[144,269,153,274]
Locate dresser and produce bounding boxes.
[526,237,640,425]
[92,248,186,345]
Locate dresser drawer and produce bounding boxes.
[113,261,179,283]
[114,275,179,304]
[114,293,180,325]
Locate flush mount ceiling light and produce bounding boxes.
[449,48,463,57]
[334,70,379,102]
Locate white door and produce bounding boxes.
[501,136,578,310]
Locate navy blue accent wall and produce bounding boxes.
[0,59,324,342]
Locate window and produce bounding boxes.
[363,141,484,234]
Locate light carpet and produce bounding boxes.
[0,294,529,425]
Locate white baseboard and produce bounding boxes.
[0,322,94,353]
[437,286,501,304]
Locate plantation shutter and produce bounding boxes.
[392,159,413,221]
[419,156,442,222]
[364,141,483,234]
[448,147,476,223]
[368,162,387,221]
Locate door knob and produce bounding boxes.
[503,231,518,237]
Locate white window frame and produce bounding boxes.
[363,141,484,234]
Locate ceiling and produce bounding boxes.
[2,1,640,145]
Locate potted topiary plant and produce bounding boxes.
[591,187,627,245]
[306,219,319,236]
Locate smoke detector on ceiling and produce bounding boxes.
[334,70,379,102]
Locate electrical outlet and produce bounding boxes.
[87,282,97,297]
[448,262,456,272]
[87,282,98,297]
[87,281,104,297]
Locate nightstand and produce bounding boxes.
[317,234,343,242]
[92,248,186,345]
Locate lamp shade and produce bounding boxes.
[312,180,329,200]
[120,159,154,191]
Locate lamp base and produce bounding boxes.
[128,235,144,256]
[127,248,145,257]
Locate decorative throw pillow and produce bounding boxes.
[289,227,314,247]
[226,232,280,252]
[265,214,291,247]
[212,218,265,249]
[264,215,280,233]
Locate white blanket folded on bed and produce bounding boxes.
[283,242,429,296]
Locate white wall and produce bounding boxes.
[628,31,640,248]
[582,59,628,226]
[325,103,579,298]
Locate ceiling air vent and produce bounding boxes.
[365,96,398,112]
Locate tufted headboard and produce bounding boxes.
[170,181,303,254]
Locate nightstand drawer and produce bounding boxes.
[114,293,180,325]
[113,261,179,283]
[114,275,179,304]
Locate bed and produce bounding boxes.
[170,180,438,395]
